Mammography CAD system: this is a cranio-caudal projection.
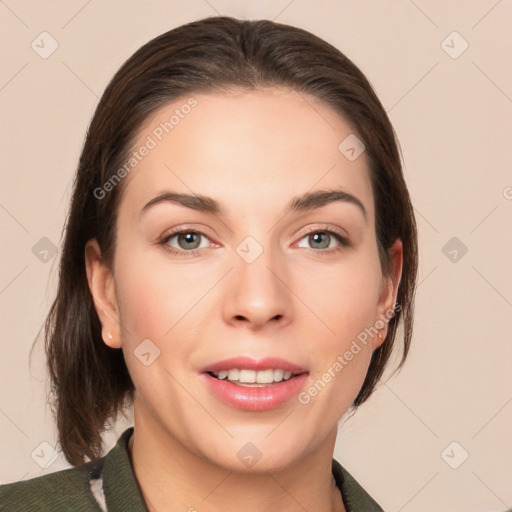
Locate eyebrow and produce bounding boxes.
[140,188,367,221]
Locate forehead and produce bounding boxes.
[119,88,374,221]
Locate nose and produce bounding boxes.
[222,248,293,331]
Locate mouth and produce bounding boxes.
[206,368,304,387]
[199,356,307,384]
[199,357,309,410]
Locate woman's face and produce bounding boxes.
[88,88,401,472]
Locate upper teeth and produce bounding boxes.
[212,369,294,383]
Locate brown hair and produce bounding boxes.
[44,15,418,466]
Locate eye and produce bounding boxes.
[159,228,213,256]
[157,226,349,257]
[296,228,349,254]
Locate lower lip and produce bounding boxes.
[201,372,309,411]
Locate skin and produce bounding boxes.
[86,88,402,512]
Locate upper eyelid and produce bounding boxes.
[297,223,348,238]
[162,224,215,239]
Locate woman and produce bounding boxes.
[0,15,417,511]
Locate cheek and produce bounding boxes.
[114,252,199,340]
[293,251,382,409]
[112,246,214,388]
[116,274,166,340]
[297,251,382,340]
[113,259,193,400]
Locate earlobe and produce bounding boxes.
[84,239,122,349]
[374,239,403,349]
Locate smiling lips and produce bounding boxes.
[210,368,295,386]
[200,356,307,385]
[200,357,309,411]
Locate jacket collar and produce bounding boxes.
[102,427,383,512]
[102,428,148,512]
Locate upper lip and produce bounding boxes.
[199,357,308,374]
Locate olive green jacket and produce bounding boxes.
[0,428,384,511]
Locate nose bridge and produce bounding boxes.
[222,235,293,328]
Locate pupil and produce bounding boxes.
[311,232,329,249]
[179,232,200,249]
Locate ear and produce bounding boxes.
[373,239,403,349]
[84,238,122,349]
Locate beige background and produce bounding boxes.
[1,1,511,511]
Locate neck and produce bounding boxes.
[128,399,345,512]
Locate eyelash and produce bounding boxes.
[157,225,349,257]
